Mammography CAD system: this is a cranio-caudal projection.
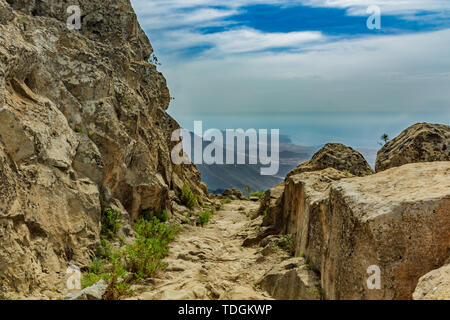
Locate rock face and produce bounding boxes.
[324,162,450,299]
[413,263,450,300]
[258,182,285,229]
[376,123,450,172]
[264,161,449,300]
[288,143,374,178]
[282,168,352,268]
[0,0,204,298]
[259,257,322,300]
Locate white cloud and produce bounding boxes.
[300,0,450,15]
[159,28,324,55]
[160,28,450,115]
[129,0,450,117]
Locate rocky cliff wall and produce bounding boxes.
[0,0,205,298]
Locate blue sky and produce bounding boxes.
[130,0,450,148]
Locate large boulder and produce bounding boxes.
[376,123,450,172]
[324,162,450,299]
[288,143,374,178]
[278,162,449,300]
[413,263,450,300]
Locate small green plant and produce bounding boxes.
[156,210,169,222]
[306,260,319,272]
[181,185,198,209]
[89,258,105,274]
[81,272,101,289]
[249,191,265,199]
[279,234,295,255]
[198,210,211,226]
[101,207,121,239]
[122,99,133,109]
[82,215,180,300]
[308,287,325,299]
[141,209,169,223]
[97,237,113,260]
[102,250,130,300]
[124,217,178,279]
[221,197,232,204]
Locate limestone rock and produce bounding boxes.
[259,257,322,300]
[413,263,450,300]
[282,168,352,271]
[376,123,450,172]
[288,143,374,177]
[324,162,450,299]
[276,161,449,300]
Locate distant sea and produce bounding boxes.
[170,110,450,168]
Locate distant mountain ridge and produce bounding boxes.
[183,132,317,193]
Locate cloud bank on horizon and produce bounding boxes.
[130,0,450,116]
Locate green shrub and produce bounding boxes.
[89,258,105,274]
[199,210,211,226]
[181,185,198,209]
[124,217,178,279]
[97,237,113,260]
[221,197,231,204]
[102,250,130,300]
[141,209,169,223]
[279,234,295,255]
[156,210,169,222]
[81,272,101,289]
[101,207,121,239]
[249,191,265,199]
[83,217,179,299]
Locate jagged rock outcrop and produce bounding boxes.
[323,162,450,299]
[0,0,205,298]
[413,263,450,300]
[259,257,322,300]
[376,123,450,172]
[222,188,244,200]
[288,143,374,178]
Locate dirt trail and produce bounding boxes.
[130,200,285,300]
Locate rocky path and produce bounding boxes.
[129,200,286,300]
